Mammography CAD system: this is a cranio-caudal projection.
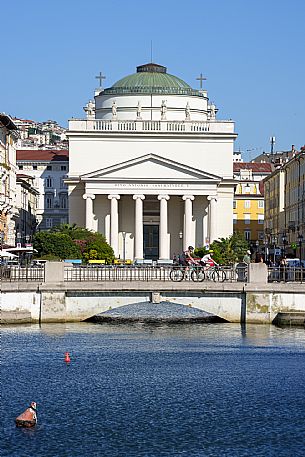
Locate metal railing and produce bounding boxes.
[268,266,304,283]
[0,266,45,282]
[64,265,245,282]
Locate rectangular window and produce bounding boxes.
[18,165,23,170]
[61,165,67,171]
[244,230,251,241]
[244,200,251,209]
[45,177,53,188]
[47,165,52,171]
[244,213,251,224]
[233,200,236,209]
[258,214,264,224]
[46,218,53,228]
[233,214,237,224]
[46,196,53,209]
[33,165,37,170]
[258,200,264,208]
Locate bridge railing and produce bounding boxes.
[0,266,45,282]
[268,266,304,283]
[63,265,244,282]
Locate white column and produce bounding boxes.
[182,195,194,251]
[82,193,95,231]
[133,194,145,260]
[158,194,170,259]
[207,196,217,243]
[108,194,120,257]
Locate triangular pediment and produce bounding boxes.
[81,154,221,182]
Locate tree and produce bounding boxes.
[33,232,81,260]
[194,233,249,265]
[40,224,115,263]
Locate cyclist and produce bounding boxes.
[184,246,199,266]
[200,250,218,270]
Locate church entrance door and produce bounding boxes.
[143,225,159,260]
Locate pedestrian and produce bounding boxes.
[279,256,287,282]
[243,250,251,264]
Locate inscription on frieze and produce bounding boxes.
[114,183,189,188]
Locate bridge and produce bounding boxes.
[1,262,305,325]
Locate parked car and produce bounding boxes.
[286,258,305,268]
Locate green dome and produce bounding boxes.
[103,63,200,96]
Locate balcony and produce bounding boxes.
[68,119,235,135]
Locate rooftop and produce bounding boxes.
[17,149,69,162]
[233,162,273,173]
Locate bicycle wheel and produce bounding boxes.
[218,269,226,282]
[191,269,205,282]
[211,269,219,282]
[211,269,226,282]
[170,268,184,282]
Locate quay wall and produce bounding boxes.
[1,281,305,324]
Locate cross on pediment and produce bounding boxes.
[95,71,106,88]
[196,73,207,89]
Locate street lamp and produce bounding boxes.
[282,233,287,257]
[271,235,277,265]
[297,233,303,264]
[263,236,269,263]
[122,232,126,264]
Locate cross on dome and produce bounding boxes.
[196,73,207,89]
[95,71,106,88]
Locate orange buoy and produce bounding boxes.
[16,402,37,428]
[64,352,71,363]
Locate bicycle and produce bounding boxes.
[170,264,204,282]
[205,265,227,282]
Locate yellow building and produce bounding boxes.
[233,163,272,253]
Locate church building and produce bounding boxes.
[67,63,237,260]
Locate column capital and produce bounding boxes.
[83,193,95,200]
[133,194,145,200]
[158,194,170,201]
[182,195,194,201]
[207,195,217,201]
[108,194,121,200]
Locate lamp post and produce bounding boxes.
[282,233,287,257]
[122,231,126,264]
[263,236,269,263]
[297,233,303,265]
[271,235,277,265]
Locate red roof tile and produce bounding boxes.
[233,162,272,173]
[16,149,69,162]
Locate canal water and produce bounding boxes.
[2,322,305,457]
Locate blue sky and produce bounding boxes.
[2,0,304,160]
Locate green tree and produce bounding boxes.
[194,233,249,265]
[48,223,115,263]
[33,232,81,260]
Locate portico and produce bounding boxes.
[76,154,225,260]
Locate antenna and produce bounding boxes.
[270,136,276,154]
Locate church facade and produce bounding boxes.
[67,63,237,260]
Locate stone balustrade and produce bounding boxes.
[69,119,235,134]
